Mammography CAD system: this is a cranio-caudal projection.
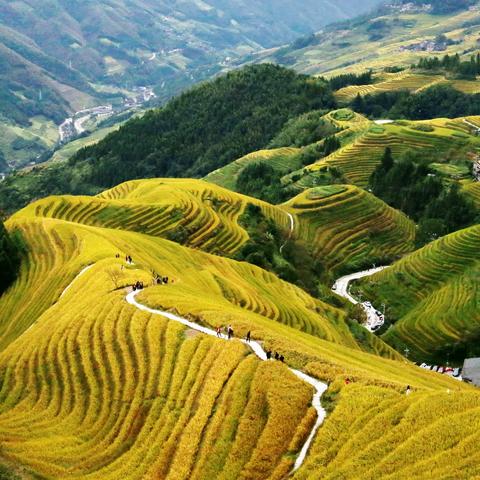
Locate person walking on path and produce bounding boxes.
[227,325,233,340]
[266,350,272,360]
[216,326,222,338]
[245,331,251,343]
[274,352,279,360]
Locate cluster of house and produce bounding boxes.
[418,363,462,380]
[462,358,480,387]
[473,160,480,181]
[59,87,156,144]
[124,87,156,108]
[387,2,432,14]
[400,39,447,53]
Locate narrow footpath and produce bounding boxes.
[332,267,388,331]
[126,290,328,472]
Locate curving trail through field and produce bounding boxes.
[280,212,295,254]
[60,264,93,297]
[126,289,328,473]
[333,267,388,331]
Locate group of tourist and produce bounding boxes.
[216,325,235,339]
[152,271,170,285]
[265,350,285,362]
[115,253,133,264]
[132,281,144,291]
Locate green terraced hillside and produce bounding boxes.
[283,185,415,274]
[358,225,480,362]
[290,115,480,189]
[205,148,301,191]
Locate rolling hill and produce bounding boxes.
[0,178,477,478]
[357,225,480,363]
[0,0,382,170]
[16,177,416,286]
[247,0,480,77]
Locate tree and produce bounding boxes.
[0,221,21,295]
[105,267,123,290]
[381,147,394,171]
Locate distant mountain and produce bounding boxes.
[0,65,335,213]
[244,0,480,76]
[0,0,383,170]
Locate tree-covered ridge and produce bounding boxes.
[369,148,478,246]
[352,84,480,119]
[72,65,334,185]
[0,65,335,214]
[0,220,21,294]
[415,53,480,79]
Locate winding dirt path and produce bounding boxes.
[333,267,388,331]
[280,212,295,254]
[126,289,328,472]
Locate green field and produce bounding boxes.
[289,114,480,189]
[283,185,415,274]
[358,225,480,362]
[205,147,302,191]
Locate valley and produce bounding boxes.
[0,0,383,171]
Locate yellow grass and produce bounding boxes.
[0,181,476,478]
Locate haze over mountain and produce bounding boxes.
[0,0,382,170]
[244,0,480,76]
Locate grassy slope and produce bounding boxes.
[463,180,480,208]
[0,116,59,170]
[0,185,476,478]
[359,225,480,360]
[253,7,480,77]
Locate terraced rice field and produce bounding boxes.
[19,177,421,284]
[205,147,301,191]
[296,119,480,188]
[463,181,480,208]
[294,384,480,480]
[0,258,312,479]
[335,71,444,103]
[19,179,290,258]
[283,185,415,274]
[0,189,476,478]
[334,69,480,104]
[359,225,480,360]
